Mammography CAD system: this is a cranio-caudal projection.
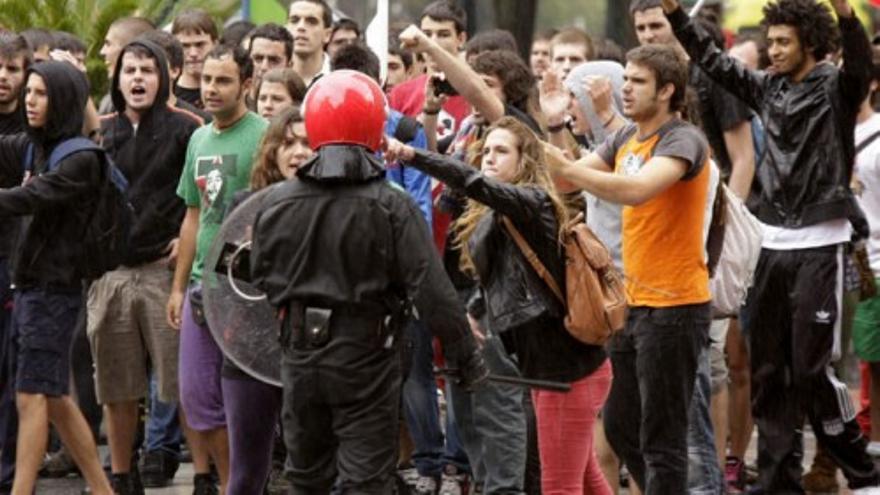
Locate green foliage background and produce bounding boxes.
[0,0,239,99]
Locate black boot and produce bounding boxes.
[193,472,219,495]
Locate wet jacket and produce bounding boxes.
[406,149,606,382]
[0,61,99,290]
[668,8,872,228]
[250,145,472,348]
[101,40,202,266]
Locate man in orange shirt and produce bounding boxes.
[545,44,711,494]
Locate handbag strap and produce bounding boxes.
[500,216,566,306]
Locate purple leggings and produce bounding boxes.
[222,375,282,494]
[178,286,225,431]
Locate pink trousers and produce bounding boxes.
[533,359,613,495]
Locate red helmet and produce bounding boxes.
[303,70,387,152]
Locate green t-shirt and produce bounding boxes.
[177,112,268,282]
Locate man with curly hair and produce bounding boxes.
[661,0,880,492]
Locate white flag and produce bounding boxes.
[365,0,389,83]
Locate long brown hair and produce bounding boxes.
[250,106,304,190]
[455,116,570,274]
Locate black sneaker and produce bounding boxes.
[111,472,133,495]
[193,472,219,495]
[139,450,168,488]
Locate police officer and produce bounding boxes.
[250,70,487,495]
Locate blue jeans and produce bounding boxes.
[448,334,525,493]
[402,319,468,477]
[0,258,14,494]
[687,347,724,494]
[144,373,182,457]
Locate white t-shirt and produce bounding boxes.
[854,112,880,276]
[762,219,852,250]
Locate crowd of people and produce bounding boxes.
[1,0,880,494]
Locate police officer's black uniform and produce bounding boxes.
[250,74,485,494]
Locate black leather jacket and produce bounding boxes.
[668,8,872,228]
[407,150,606,383]
[408,149,565,332]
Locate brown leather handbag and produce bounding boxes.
[502,215,627,346]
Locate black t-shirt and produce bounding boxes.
[174,84,203,109]
[0,110,24,136]
[0,110,24,260]
[690,64,752,179]
[175,98,212,124]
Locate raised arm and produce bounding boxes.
[662,0,767,111]
[400,25,505,124]
[387,140,547,224]
[833,1,873,112]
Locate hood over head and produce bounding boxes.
[111,39,171,116]
[22,61,90,147]
[564,61,625,143]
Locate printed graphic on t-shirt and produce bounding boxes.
[620,152,644,176]
[194,154,237,223]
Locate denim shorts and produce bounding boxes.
[13,289,81,397]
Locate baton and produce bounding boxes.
[689,0,708,18]
[435,368,572,393]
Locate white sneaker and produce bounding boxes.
[398,467,420,486]
[414,475,437,495]
[868,441,880,457]
[852,487,880,494]
[439,472,465,495]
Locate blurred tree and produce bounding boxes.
[0,0,238,98]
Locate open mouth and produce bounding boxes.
[130,85,147,96]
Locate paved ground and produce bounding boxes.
[35,430,859,495]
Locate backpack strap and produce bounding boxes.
[857,130,880,155]
[46,137,102,172]
[500,216,566,306]
[22,142,34,173]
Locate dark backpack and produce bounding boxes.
[24,137,134,280]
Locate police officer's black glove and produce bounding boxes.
[456,348,490,390]
[444,338,489,390]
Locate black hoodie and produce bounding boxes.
[100,40,201,266]
[0,61,100,289]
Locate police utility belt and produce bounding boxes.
[280,302,404,351]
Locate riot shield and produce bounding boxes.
[203,189,281,386]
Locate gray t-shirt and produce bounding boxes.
[597,119,708,181]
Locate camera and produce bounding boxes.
[432,76,458,97]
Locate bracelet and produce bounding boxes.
[547,122,566,133]
[601,112,616,128]
[423,107,441,115]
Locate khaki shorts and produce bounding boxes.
[87,260,179,404]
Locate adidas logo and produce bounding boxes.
[815,310,832,324]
